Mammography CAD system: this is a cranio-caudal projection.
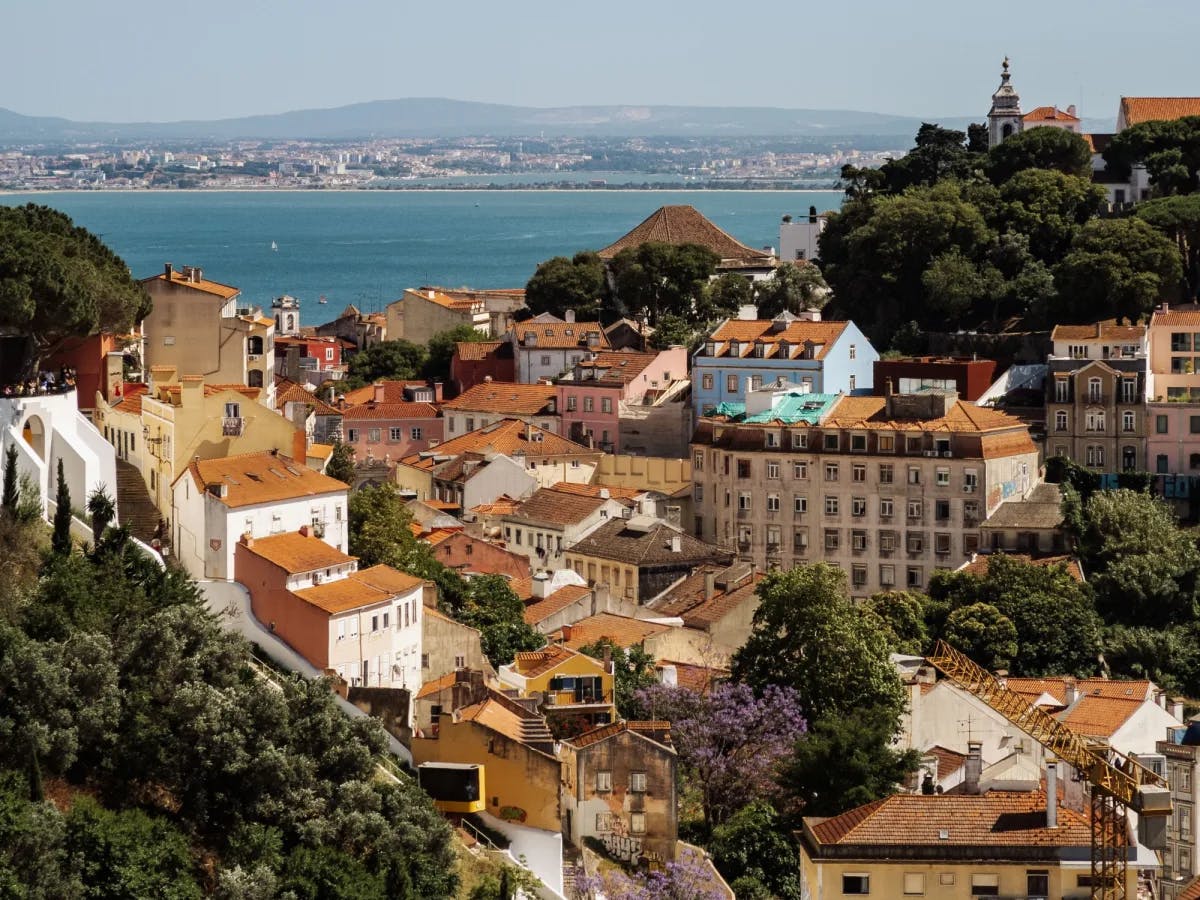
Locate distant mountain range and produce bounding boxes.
[0,99,1117,144]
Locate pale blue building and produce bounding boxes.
[691,311,877,417]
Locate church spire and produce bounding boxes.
[987,56,1023,148]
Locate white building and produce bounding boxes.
[172,450,348,580]
[510,312,611,384]
[779,209,828,263]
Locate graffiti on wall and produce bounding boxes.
[602,832,644,864]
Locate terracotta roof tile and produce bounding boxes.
[1051,321,1146,342]
[651,566,761,628]
[979,431,1040,459]
[1058,696,1143,738]
[656,660,728,694]
[415,671,458,700]
[1121,97,1200,127]
[470,495,522,517]
[506,488,608,528]
[342,401,440,420]
[512,644,598,678]
[1004,677,1154,706]
[513,322,611,351]
[110,382,148,416]
[1152,307,1200,327]
[553,613,671,650]
[1178,877,1200,900]
[455,340,507,362]
[549,482,643,500]
[293,577,391,614]
[404,287,485,311]
[275,379,342,418]
[822,395,1027,434]
[706,319,848,360]
[240,531,354,573]
[567,518,729,568]
[807,791,1092,849]
[399,419,598,470]
[349,564,424,595]
[1023,105,1080,122]
[143,269,240,300]
[523,585,592,625]
[958,553,1085,583]
[338,380,431,406]
[598,205,773,265]
[566,351,660,385]
[182,451,348,508]
[442,382,558,415]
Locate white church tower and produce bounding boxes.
[987,57,1023,148]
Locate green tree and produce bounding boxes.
[85,487,115,545]
[1077,489,1200,628]
[647,313,699,351]
[943,602,1019,671]
[921,247,1002,320]
[608,242,720,326]
[277,846,386,900]
[425,324,491,381]
[457,575,544,669]
[1103,116,1200,195]
[709,800,802,900]
[524,251,606,320]
[863,590,929,655]
[324,440,356,486]
[993,169,1107,262]
[777,705,920,819]
[51,459,72,556]
[1054,218,1183,323]
[1,443,17,516]
[731,564,906,726]
[342,340,428,391]
[0,204,150,379]
[67,798,201,900]
[580,637,657,718]
[986,126,1093,184]
[698,272,754,321]
[875,124,983,193]
[1136,194,1200,299]
[753,263,830,317]
[0,772,82,900]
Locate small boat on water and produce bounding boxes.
[271,241,278,251]
[318,295,328,305]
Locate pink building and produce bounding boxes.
[342,382,444,464]
[1147,306,1200,475]
[556,348,688,453]
[274,335,348,385]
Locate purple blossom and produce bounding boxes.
[632,681,806,826]
[570,847,729,899]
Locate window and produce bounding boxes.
[693,450,704,471]
[737,459,752,479]
[935,468,950,486]
[596,770,612,792]
[601,397,612,414]
[879,464,894,484]
[935,499,950,521]
[738,492,752,511]
[1121,378,1137,403]
[908,466,921,485]
[325,347,334,361]
[939,873,955,886]
[849,343,857,360]
[540,354,551,366]
[630,812,646,834]
[1055,410,1068,432]
[1087,377,1102,403]
[964,470,978,491]
[903,873,925,896]
[693,484,704,502]
[767,494,780,512]
[824,529,839,550]
[224,401,241,419]
[907,567,923,588]
[850,434,867,452]
[852,464,866,482]
[1123,410,1135,432]
[907,532,924,553]
[699,373,714,390]
[1191,416,1200,434]
[791,431,808,450]
[852,497,867,517]
[1086,410,1105,432]
[824,433,839,451]
[905,436,922,454]
[880,498,894,518]
[566,396,577,412]
[793,461,809,479]
[825,496,839,516]
[410,427,423,440]
[842,874,870,895]
[726,374,738,393]
[348,616,358,637]
[1158,454,1170,474]
[766,461,780,479]
[388,426,402,441]
[337,620,346,641]
[793,495,808,515]
[1055,378,1069,403]
[935,533,952,555]
[765,431,779,448]
[880,564,895,586]
[1086,445,1105,467]
[630,772,647,793]
[583,397,594,412]
[794,529,809,553]
[852,564,867,587]
[825,462,839,481]
[908,500,922,520]
[371,614,379,633]
[368,427,381,443]
[878,435,895,453]
[852,530,867,551]
[1157,414,1170,434]
[880,532,895,552]
[971,874,999,896]
[1173,332,1193,352]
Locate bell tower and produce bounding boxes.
[987,57,1023,148]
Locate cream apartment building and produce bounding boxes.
[385,288,491,346]
[691,390,1039,596]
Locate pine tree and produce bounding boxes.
[51,459,72,555]
[1,443,18,515]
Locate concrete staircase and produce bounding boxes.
[114,459,161,544]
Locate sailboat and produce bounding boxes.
[318,294,328,305]
[271,241,278,251]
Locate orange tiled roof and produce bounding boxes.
[275,379,342,418]
[1120,97,1200,127]
[470,495,522,517]
[399,419,598,470]
[707,319,848,360]
[349,564,424,595]
[415,671,458,700]
[110,382,149,416]
[568,720,673,751]
[568,351,660,385]
[822,395,1027,433]
[509,576,534,601]
[1151,307,1200,327]
[422,528,459,547]
[808,791,1092,848]
[1022,105,1080,122]
[979,431,1040,459]
[1051,321,1145,342]
[143,268,240,300]
[456,693,556,755]
[523,585,592,625]
[342,401,439,421]
[455,340,505,362]
[598,205,773,264]
[1004,677,1153,706]
[442,382,558,415]
[958,553,1085,583]
[506,488,609,528]
[512,643,598,678]
[1058,696,1144,738]
[338,380,430,406]
[308,443,334,460]
[182,451,348,508]
[293,577,392,614]
[549,482,643,500]
[512,321,611,351]
[651,566,761,629]
[1179,877,1200,900]
[553,613,671,650]
[404,287,485,311]
[240,531,354,573]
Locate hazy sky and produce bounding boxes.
[3,0,1197,123]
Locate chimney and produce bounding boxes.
[531,572,551,599]
[292,428,308,468]
[433,381,444,402]
[565,309,576,324]
[373,382,386,403]
[670,534,682,553]
[241,532,254,548]
[1046,757,1058,828]
[164,262,173,280]
[599,487,610,500]
[704,570,716,600]
[809,205,818,224]
[179,375,203,408]
[1063,677,1078,706]
[298,524,310,538]
[1067,104,1077,117]
[660,664,677,686]
[560,624,572,642]
[428,290,436,300]
[191,267,202,283]
[1174,698,1185,722]
[964,741,983,795]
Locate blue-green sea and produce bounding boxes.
[0,190,843,320]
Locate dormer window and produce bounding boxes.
[728,340,740,356]
[564,328,573,337]
[706,341,718,356]
[778,341,790,358]
[754,342,767,358]
[524,331,537,346]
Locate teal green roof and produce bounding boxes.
[706,392,840,425]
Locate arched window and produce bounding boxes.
[1055,410,1068,432]
[1002,123,1014,138]
[1088,377,1102,403]
[1123,410,1135,432]
[247,369,264,388]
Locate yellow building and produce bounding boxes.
[95,373,305,525]
[498,645,616,733]
[798,790,1133,899]
[411,686,562,832]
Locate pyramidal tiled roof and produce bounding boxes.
[598,205,774,264]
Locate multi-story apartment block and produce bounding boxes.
[510,312,612,384]
[874,356,997,402]
[690,309,876,418]
[1158,723,1200,898]
[691,390,1038,596]
[385,287,491,346]
[1045,321,1148,472]
[441,382,560,437]
[1147,306,1200,476]
[140,264,276,400]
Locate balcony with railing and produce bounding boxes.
[222,417,245,437]
[543,689,614,709]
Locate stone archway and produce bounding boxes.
[21,414,46,461]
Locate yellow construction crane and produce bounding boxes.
[926,640,1172,900]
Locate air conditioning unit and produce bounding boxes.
[924,450,937,458]
[941,451,952,458]
[963,485,976,493]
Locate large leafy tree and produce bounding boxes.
[753,263,830,317]
[1053,218,1183,323]
[863,590,929,655]
[943,602,1019,671]
[874,124,985,193]
[579,636,657,718]
[986,126,1093,184]
[424,323,491,382]
[456,574,544,669]
[708,800,803,900]
[731,563,906,727]
[631,682,805,830]
[993,169,1107,262]
[0,204,150,380]
[524,251,607,320]
[341,340,428,391]
[697,272,754,321]
[324,440,356,486]
[1103,116,1200,196]
[1136,194,1200,299]
[608,241,719,326]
